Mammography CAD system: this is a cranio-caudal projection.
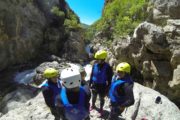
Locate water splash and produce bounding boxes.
[14,69,36,84]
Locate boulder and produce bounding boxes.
[122,83,180,120]
[33,61,85,86]
[150,0,180,19]
[167,19,180,27]
[168,65,180,105]
[33,61,69,85]
[0,85,38,114]
[133,22,169,54]
[171,49,180,68]
[152,8,169,24]
[163,25,176,33]
[61,31,87,62]
[169,65,180,87]
[0,93,54,120]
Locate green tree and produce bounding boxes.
[86,0,148,39]
[51,6,65,19]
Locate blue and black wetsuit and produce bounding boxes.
[56,87,91,120]
[41,80,62,120]
[108,74,134,120]
[89,62,113,110]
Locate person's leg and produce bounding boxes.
[84,116,90,120]
[98,84,106,111]
[91,89,97,108]
[108,106,119,120]
[99,94,105,111]
[55,107,67,120]
[50,107,60,120]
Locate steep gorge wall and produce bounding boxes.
[0,0,86,71]
[0,0,46,70]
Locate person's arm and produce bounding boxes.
[84,90,91,110]
[111,75,117,83]
[42,87,55,108]
[106,64,113,87]
[55,95,66,119]
[120,83,135,107]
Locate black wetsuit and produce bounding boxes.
[89,62,113,110]
[56,88,91,120]
[108,75,135,120]
[42,80,61,120]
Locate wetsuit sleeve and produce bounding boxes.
[42,87,54,108]
[111,75,116,83]
[55,95,66,119]
[121,83,135,107]
[106,64,113,87]
[84,90,91,110]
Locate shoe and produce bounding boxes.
[89,105,96,111]
[97,109,103,117]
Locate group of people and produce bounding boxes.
[41,50,135,120]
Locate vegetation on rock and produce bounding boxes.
[85,0,148,40]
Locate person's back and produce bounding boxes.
[109,77,134,106]
[42,80,61,107]
[41,68,62,120]
[56,68,90,120]
[108,62,134,120]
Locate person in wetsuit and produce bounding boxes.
[108,62,135,120]
[89,50,113,117]
[41,68,62,120]
[56,67,91,120]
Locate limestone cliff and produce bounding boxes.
[0,0,86,71]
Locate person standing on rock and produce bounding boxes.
[108,62,135,120]
[89,50,113,117]
[56,68,91,120]
[41,68,62,120]
[79,66,91,95]
[79,65,88,86]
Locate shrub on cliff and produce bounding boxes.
[86,0,148,40]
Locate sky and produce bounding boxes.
[65,0,105,25]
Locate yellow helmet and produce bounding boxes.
[94,50,107,59]
[43,68,58,78]
[116,62,131,73]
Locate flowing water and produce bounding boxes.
[14,69,36,84]
[0,44,93,100]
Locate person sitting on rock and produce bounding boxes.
[41,68,62,120]
[89,50,113,117]
[56,68,91,120]
[108,62,135,120]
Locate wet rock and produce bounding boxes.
[169,65,180,87]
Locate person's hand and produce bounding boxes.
[119,106,125,112]
[56,102,63,108]
[89,83,92,88]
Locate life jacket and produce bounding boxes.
[109,80,126,104]
[92,63,109,84]
[111,74,133,84]
[60,87,89,120]
[42,80,62,104]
